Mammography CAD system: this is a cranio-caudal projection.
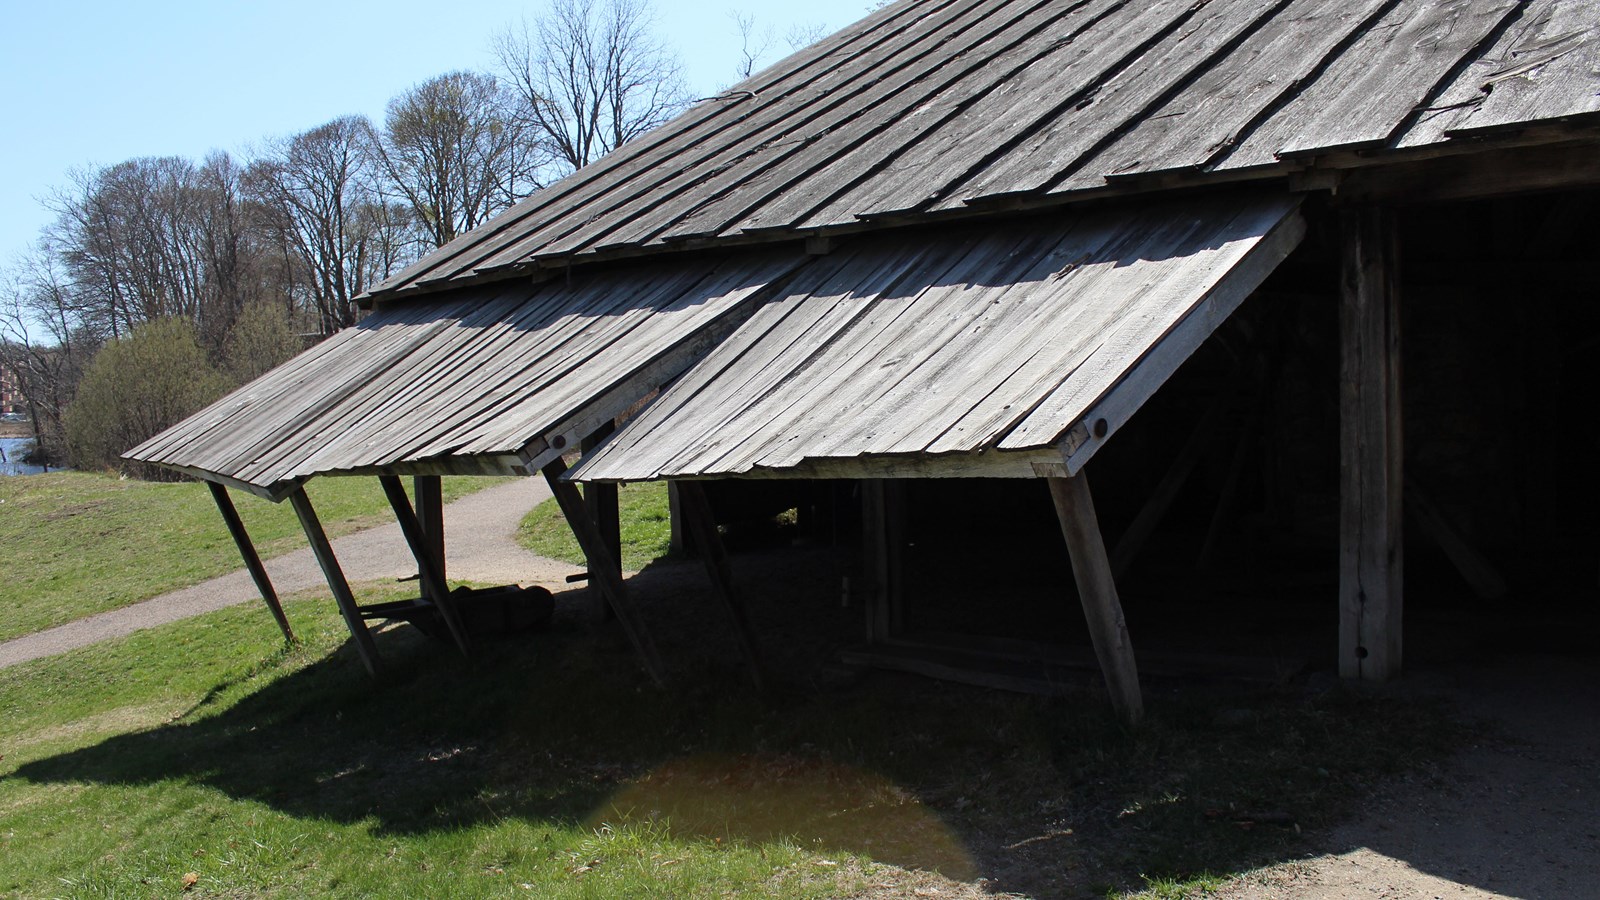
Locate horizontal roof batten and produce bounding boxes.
[576,450,1068,483]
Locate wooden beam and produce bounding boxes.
[586,449,1066,483]
[207,481,295,646]
[1405,478,1507,601]
[288,486,381,677]
[1047,473,1143,725]
[1339,207,1404,683]
[160,464,300,503]
[542,459,666,686]
[339,455,533,479]
[380,476,471,656]
[1332,139,1600,206]
[674,481,769,692]
[1110,390,1232,579]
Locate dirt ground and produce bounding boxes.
[1213,655,1600,900]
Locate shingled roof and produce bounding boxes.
[365,0,1600,302]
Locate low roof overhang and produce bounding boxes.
[123,252,807,500]
[572,192,1305,483]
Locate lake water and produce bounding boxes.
[0,436,52,476]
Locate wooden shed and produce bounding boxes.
[127,0,1600,722]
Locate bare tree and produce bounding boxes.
[726,11,828,85]
[371,71,534,248]
[246,116,414,334]
[731,12,775,81]
[46,155,260,354]
[0,251,96,463]
[493,0,690,178]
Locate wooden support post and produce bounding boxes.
[413,476,445,602]
[582,426,621,619]
[861,480,905,644]
[543,459,666,687]
[380,476,471,656]
[667,482,687,555]
[674,481,770,692]
[1339,207,1403,683]
[288,486,380,677]
[207,481,296,645]
[1048,473,1143,725]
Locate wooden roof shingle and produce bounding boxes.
[365,0,1600,302]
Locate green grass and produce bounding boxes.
[0,570,1467,898]
[0,472,510,642]
[0,592,879,899]
[516,481,675,571]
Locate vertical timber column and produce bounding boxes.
[582,426,621,618]
[1340,207,1404,682]
[1048,473,1143,726]
[860,480,905,644]
[413,476,445,604]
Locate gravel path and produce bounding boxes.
[0,478,581,669]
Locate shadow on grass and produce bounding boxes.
[12,548,1465,897]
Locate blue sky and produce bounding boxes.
[0,0,879,268]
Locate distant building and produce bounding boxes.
[0,362,21,416]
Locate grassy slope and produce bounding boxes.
[0,595,869,899]
[0,472,509,642]
[516,480,674,571]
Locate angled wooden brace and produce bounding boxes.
[379,475,471,657]
[207,481,296,646]
[673,480,769,693]
[288,485,380,677]
[543,458,666,687]
[1048,472,1143,726]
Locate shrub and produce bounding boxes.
[63,318,233,479]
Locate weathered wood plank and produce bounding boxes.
[1083,0,1393,183]
[1447,0,1600,136]
[1232,0,1521,162]
[679,0,1128,241]
[463,0,987,271]
[378,0,937,292]
[999,199,1304,457]
[548,0,1016,254]
[947,0,1282,207]
[1339,207,1403,683]
[1047,473,1143,725]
